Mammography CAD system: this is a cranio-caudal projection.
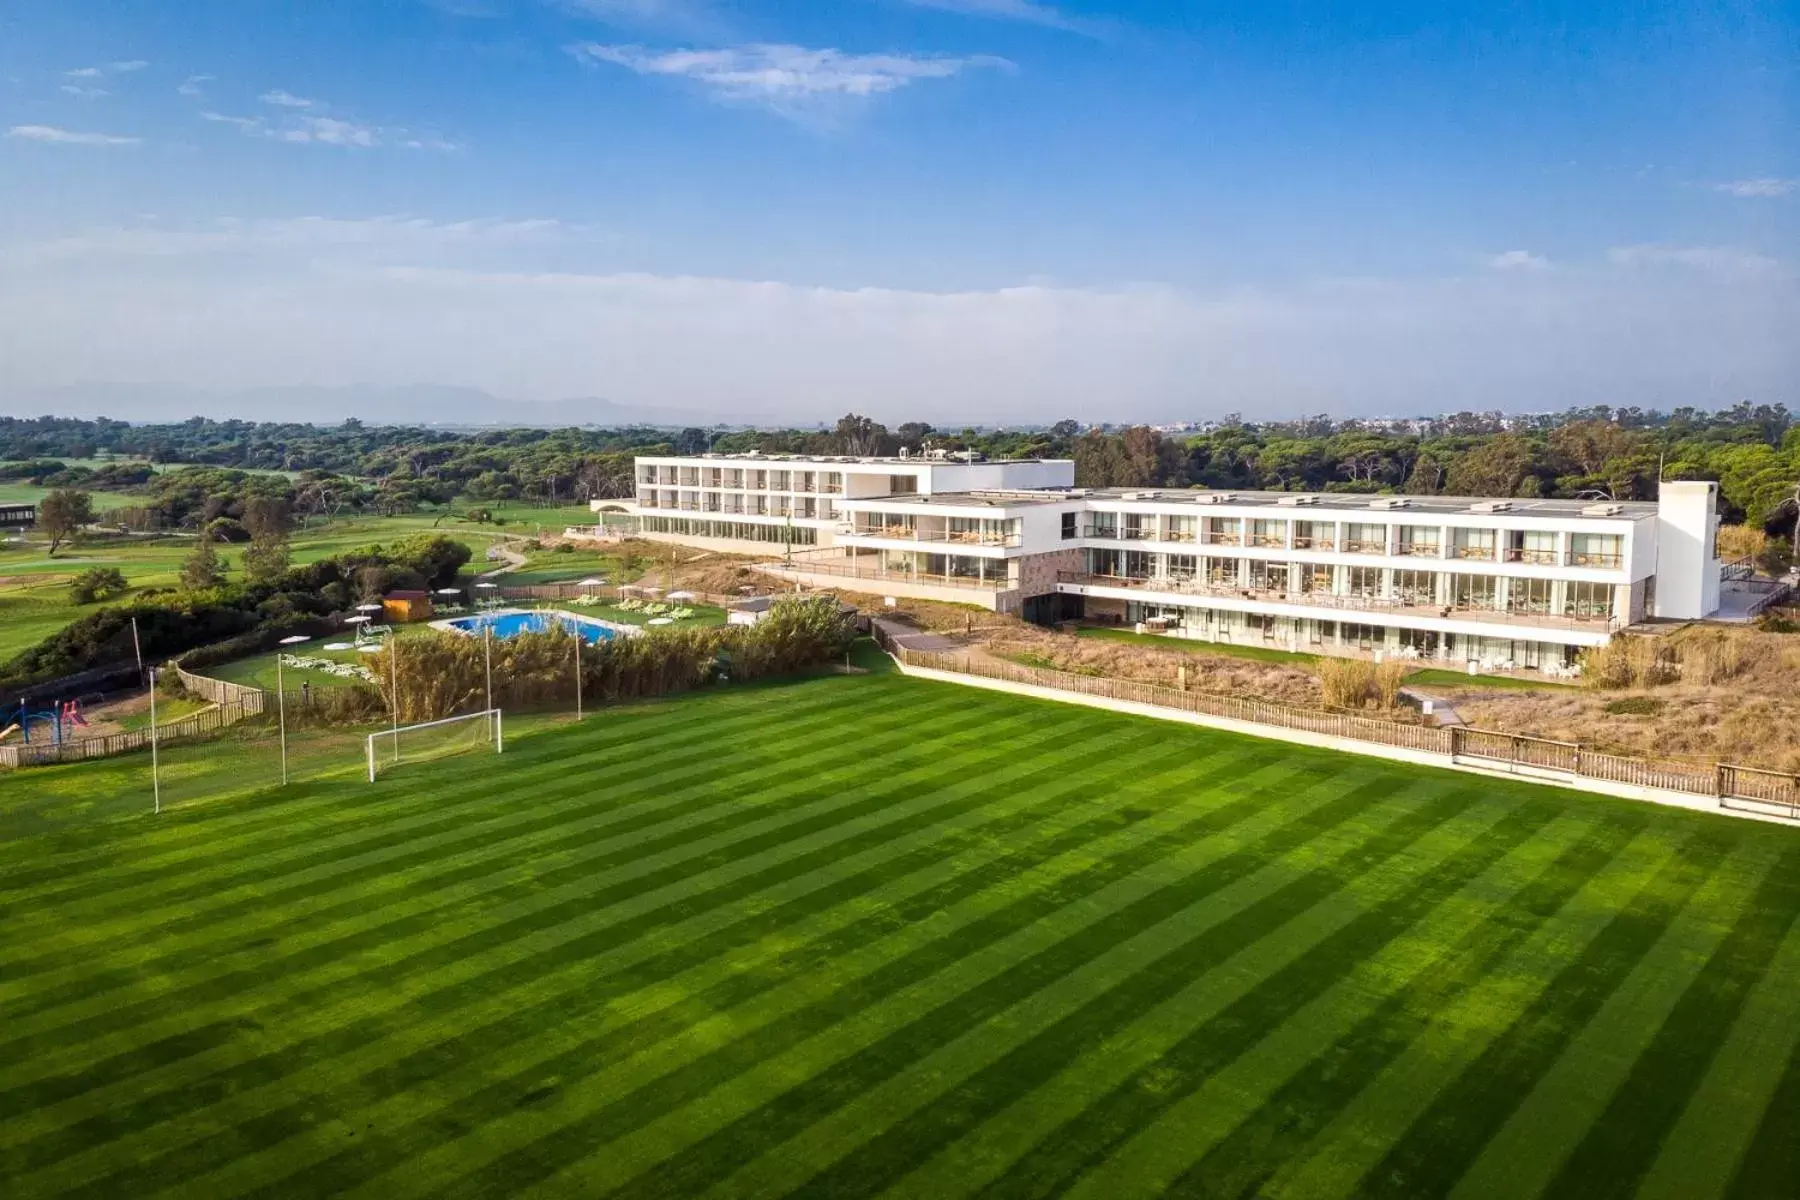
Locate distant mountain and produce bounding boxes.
[0,383,764,429]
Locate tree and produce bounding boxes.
[1445,434,1535,497]
[38,488,94,556]
[673,427,710,456]
[241,494,293,585]
[830,413,893,457]
[180,535,226,591]
[68,567,128,604]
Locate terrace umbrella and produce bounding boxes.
[578,578,606,588]
[666,590,696,601]
[647,617,674,626]
[355,603,384,613]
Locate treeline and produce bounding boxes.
[6,401,1800,531]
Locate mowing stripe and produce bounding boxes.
[0,684,868,914]
[1197,832,1758,1200]
[891,812,1635,1200]
[0,687,897,959]
[1542,844,1800,1198]
[0,691,994,1030]
[490,781,1473,1199]
[942,793,1557,1200]
[1636,891,1800,1200]
[343,763,1396,1200]
[17,715,1172,1191]
[704,795,1589,1200]
[1722,1028,1800,1198]
[197,747,1285,1199]
[3,708,1108,1180]
[1345,828,1739,1199]
[1016,813,1650,1200]
[0,691,1012,1065]
[1153,812,1657,1200]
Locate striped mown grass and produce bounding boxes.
[2,665,1800,1198]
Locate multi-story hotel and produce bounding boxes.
[598,454,1725,673]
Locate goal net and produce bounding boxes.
[366,708,503,782]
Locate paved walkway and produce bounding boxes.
[872,616,965,654]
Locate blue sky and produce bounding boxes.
[0,0,1794,423]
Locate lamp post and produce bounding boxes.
[484,624,494,714]
[149,665,160,815]
[276,634,311,785]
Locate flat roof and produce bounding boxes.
[847,487,1657,520]
[639,453,1068,466]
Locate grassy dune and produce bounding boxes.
[1,666,1798,1197]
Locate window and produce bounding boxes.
[1300,563,1334,593]
[1166,553,1198,581]
[1088,547,1122,576]
[1247,560,1289,591]
[1165,515,1197,542]
[1205,517,1242,545]
[1346,566,1384,597]
[1294,520,1334,550]
[1509,577,1553,614]
[1396,525,1441,556]
[1123,513,1152,540]
[1062,511,1078,540]
[1250,518,1286,547]
[1393,570,1438,605]
[1565,581,1613,617]
[1453,574,1498,609]
[1124,550,1155,580]
[1343,622,1381,649]
[1570,533,1623,568]
[1206,557,1238,586]
[888,474,919,495]
[1506,530,1558,564]
[1450,528,1496,559]
[1088,512,1119,538]
[1344,523,1387,554]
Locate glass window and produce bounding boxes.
[1453,574,1498,608]
[1089,512,1118,538]
[1565,581,1613,617]
[888,474,919,495]
[1165,553,1198,580]
[1294,520,1335,550]
[1570,533,1623,567]
[1248,560,1290,591]
[1509,577,1554,614]
[1347,566,1384,597]
[1344,523,1387,553]
[1393,570,1438,605]
[1061,511,1078,540]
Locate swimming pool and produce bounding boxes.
[439,609,635,645]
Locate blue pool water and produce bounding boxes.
[446,610,623,645]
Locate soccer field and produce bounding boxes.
[2,667,1799,1198]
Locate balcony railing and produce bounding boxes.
[1395,543,1440,557]
[1162,529,1199,543]
[1055,571,1618,630]
[767,555,1010,591]
[1120,527,1156,541]
[1291,536,1336,551]
[1343,539,1387,554]
[1505,548,1560,565]
[1449,544,1496,560]
[850,525,1022,548]
[1203,534,1243,547]
[1568,551,1624,568]
[1082,525,1122,539]
[1248,534,1287,548]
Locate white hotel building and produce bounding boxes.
[600,452,1724,672]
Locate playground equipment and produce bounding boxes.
[1,698,86,744]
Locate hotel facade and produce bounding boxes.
[599,452,1724,673]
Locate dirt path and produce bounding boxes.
[477,541,529,579]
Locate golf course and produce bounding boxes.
[1,659,1797,1198]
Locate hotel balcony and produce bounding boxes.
[1505,548,1561,565]
[1291,536,1336,551]
[1395,542,1441,557]
[849,523,1022,548]
[1055,571,1618,635]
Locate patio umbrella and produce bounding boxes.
[435,587,461,596]
[355,603,384,612]
[666,590,696,601]
[343,615,373,625]
[578,577,606,587]
[647,617,674,626]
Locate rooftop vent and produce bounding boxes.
[1198,492,1237,504]
[1581,502,1625,517]
[1121,490,1159,501]
[1277,494,1320,507]
[1469,500,1512,514]
[1370,497,1411,510]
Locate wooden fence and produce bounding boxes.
[0,697,261,768]
[876,630,1796,817]
[175,665,267,712]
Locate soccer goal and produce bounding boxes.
[366,708,503,782]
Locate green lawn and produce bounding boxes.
[2,667,1799,1198]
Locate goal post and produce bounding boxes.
[366,708,503,782]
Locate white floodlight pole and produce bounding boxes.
[575,632,583,720]
[276,635,312,786]
[484,624,494,713]
[149,666,160,815]
[390,635,400,765]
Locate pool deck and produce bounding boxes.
[429,606,642,641]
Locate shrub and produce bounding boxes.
[1317,658,1375,709]
[1605,696,1664,716]
[68,567,129,604]
[1580,636,1678,690]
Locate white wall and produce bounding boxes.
[1652,481,1721,619]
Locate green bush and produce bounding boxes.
[1605,695,1664,716]
[67,567,129,605]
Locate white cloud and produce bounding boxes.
[6,124,140,145]
[1487,250,1550,271]
[1712,177,1798,199]
[60,85,110,99]
[66,60,148,78]
[200,106,457,151]
[1,223,1790,422]
[260,89,317,109]
[568,42,1011,107]
[1607,243,1784,279]
[177,74,213,97]
[895,0,1090,33]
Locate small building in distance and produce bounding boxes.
[382,590,435,623]
[0,503,37,530]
